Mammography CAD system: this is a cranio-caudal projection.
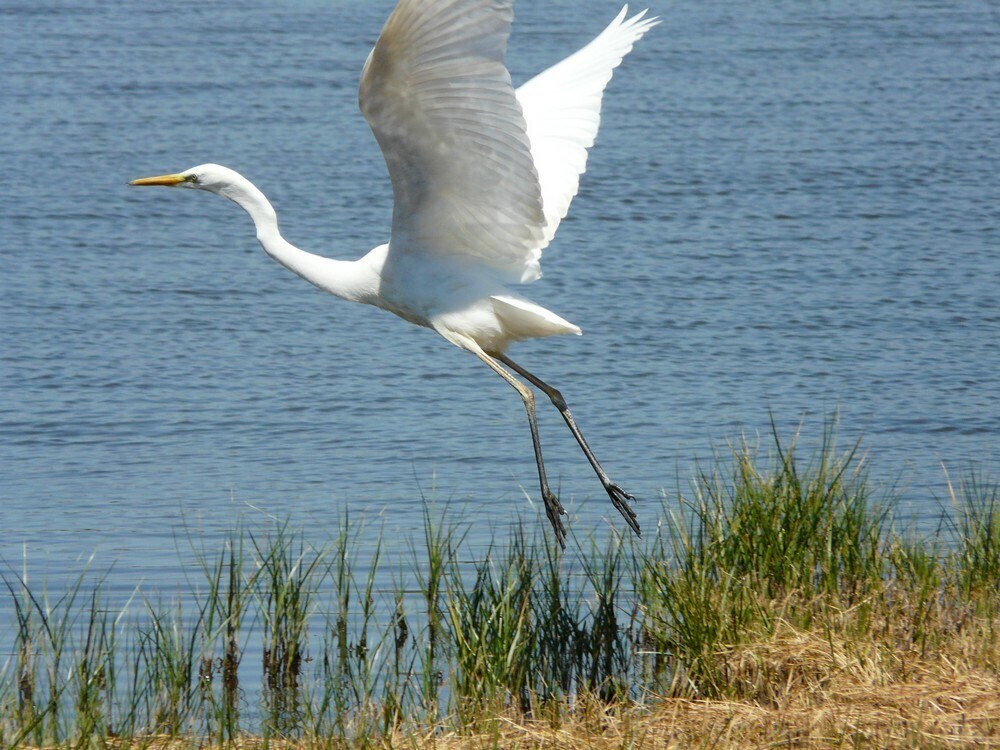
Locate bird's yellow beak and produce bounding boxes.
[129,173,187,187]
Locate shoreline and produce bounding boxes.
[4,428,997,749]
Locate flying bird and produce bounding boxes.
[131,0,657,547]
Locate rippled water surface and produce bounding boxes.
[2,0,998,614]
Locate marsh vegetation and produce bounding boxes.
[2,427,997,748]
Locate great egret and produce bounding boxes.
[131,0,657,547]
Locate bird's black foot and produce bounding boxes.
[606,483,640,537]
[543,489,568,549]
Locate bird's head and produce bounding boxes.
[130,163,275,224]
[130,163,243,194]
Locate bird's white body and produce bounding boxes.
[215,170,579,354]
[132,0,657,543]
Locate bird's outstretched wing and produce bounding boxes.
[360,0,546,284]
[516,6,659,249]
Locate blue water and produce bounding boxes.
[1,0,997,625]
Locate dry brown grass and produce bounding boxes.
[406,623,999,749]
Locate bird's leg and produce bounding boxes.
[474,351,568,548]
[496,354,640,537]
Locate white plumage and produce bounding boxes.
[131,0,657,546]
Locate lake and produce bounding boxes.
[1,0,997,640]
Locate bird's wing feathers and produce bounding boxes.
[360,1,657,285]
[360,0,546,284]
[516,6,659,248]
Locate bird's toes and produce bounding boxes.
[543,490,568,549]
[608,483,636,503]
[606,483,641,537]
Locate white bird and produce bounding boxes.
[131,0,657,547]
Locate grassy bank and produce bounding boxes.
[2,428,998,748]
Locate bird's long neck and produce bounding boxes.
[219,176,377,304]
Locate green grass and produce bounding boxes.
[1,425,998,748]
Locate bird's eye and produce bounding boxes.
[184,174,199,183]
